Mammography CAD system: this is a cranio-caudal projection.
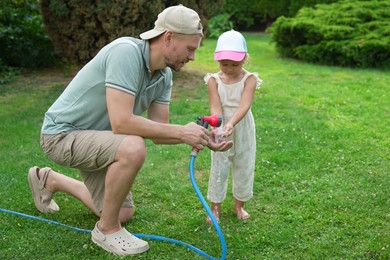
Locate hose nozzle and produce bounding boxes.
[192,115,222,157]
[196,115,222,129]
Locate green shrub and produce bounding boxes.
[269,0,390,68]
[0,0,58,68]
[221,0,339,31]
[223,0,258,29]
[288,0,340,16]
[0,58,19,86]
[207,14,234,39]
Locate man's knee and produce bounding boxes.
[116,136,146,165]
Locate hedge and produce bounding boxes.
[269,0,390,68]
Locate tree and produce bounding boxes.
[40,0,222,65]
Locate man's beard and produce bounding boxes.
[165,53,186,72]
[166,61,183,72]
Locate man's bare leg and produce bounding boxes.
[96,136,146,234]
[37,168,135,223]
[39,168,99,215]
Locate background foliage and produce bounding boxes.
[1,0,388,71]
[38,0,342,64]
[216,0,339,32]
[0,0,57,68]
[39,0,223,65]
[269,0,390,68]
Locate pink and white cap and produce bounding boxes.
[214,30,247,62]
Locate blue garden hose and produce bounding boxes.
[0,155,227,259]
[189,154,227,259]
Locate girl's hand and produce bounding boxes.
[208,139,233,152]
[211,127,226,144]
[223,122,234,137]
[208,127,233,152]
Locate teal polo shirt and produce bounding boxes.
[41,37,173,134]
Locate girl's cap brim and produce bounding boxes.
[214,51,246,62]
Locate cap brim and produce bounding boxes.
[140,29,166,40]
[214,51,245,62]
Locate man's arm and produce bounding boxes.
[147,101,185,144]
[106,87,209,149]
[148,100,233,151]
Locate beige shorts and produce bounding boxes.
[40,130,133,212]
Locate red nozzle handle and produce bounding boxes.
[201,115,222,128]
[192,115,222,156]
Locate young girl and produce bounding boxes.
[204,30,262,224]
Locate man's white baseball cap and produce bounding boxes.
[214,30,247,62]
[140,5,203,40]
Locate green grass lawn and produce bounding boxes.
[0,33,389,259]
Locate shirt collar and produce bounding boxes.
[141,40,152,74]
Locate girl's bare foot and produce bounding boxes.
[235,207,250,220]
[234,199,250,220]
[206,203,221,225]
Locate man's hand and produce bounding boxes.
[181,122,210,150]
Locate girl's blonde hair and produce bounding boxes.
[242,54,250,64]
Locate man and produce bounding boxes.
[27,5,232,256]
